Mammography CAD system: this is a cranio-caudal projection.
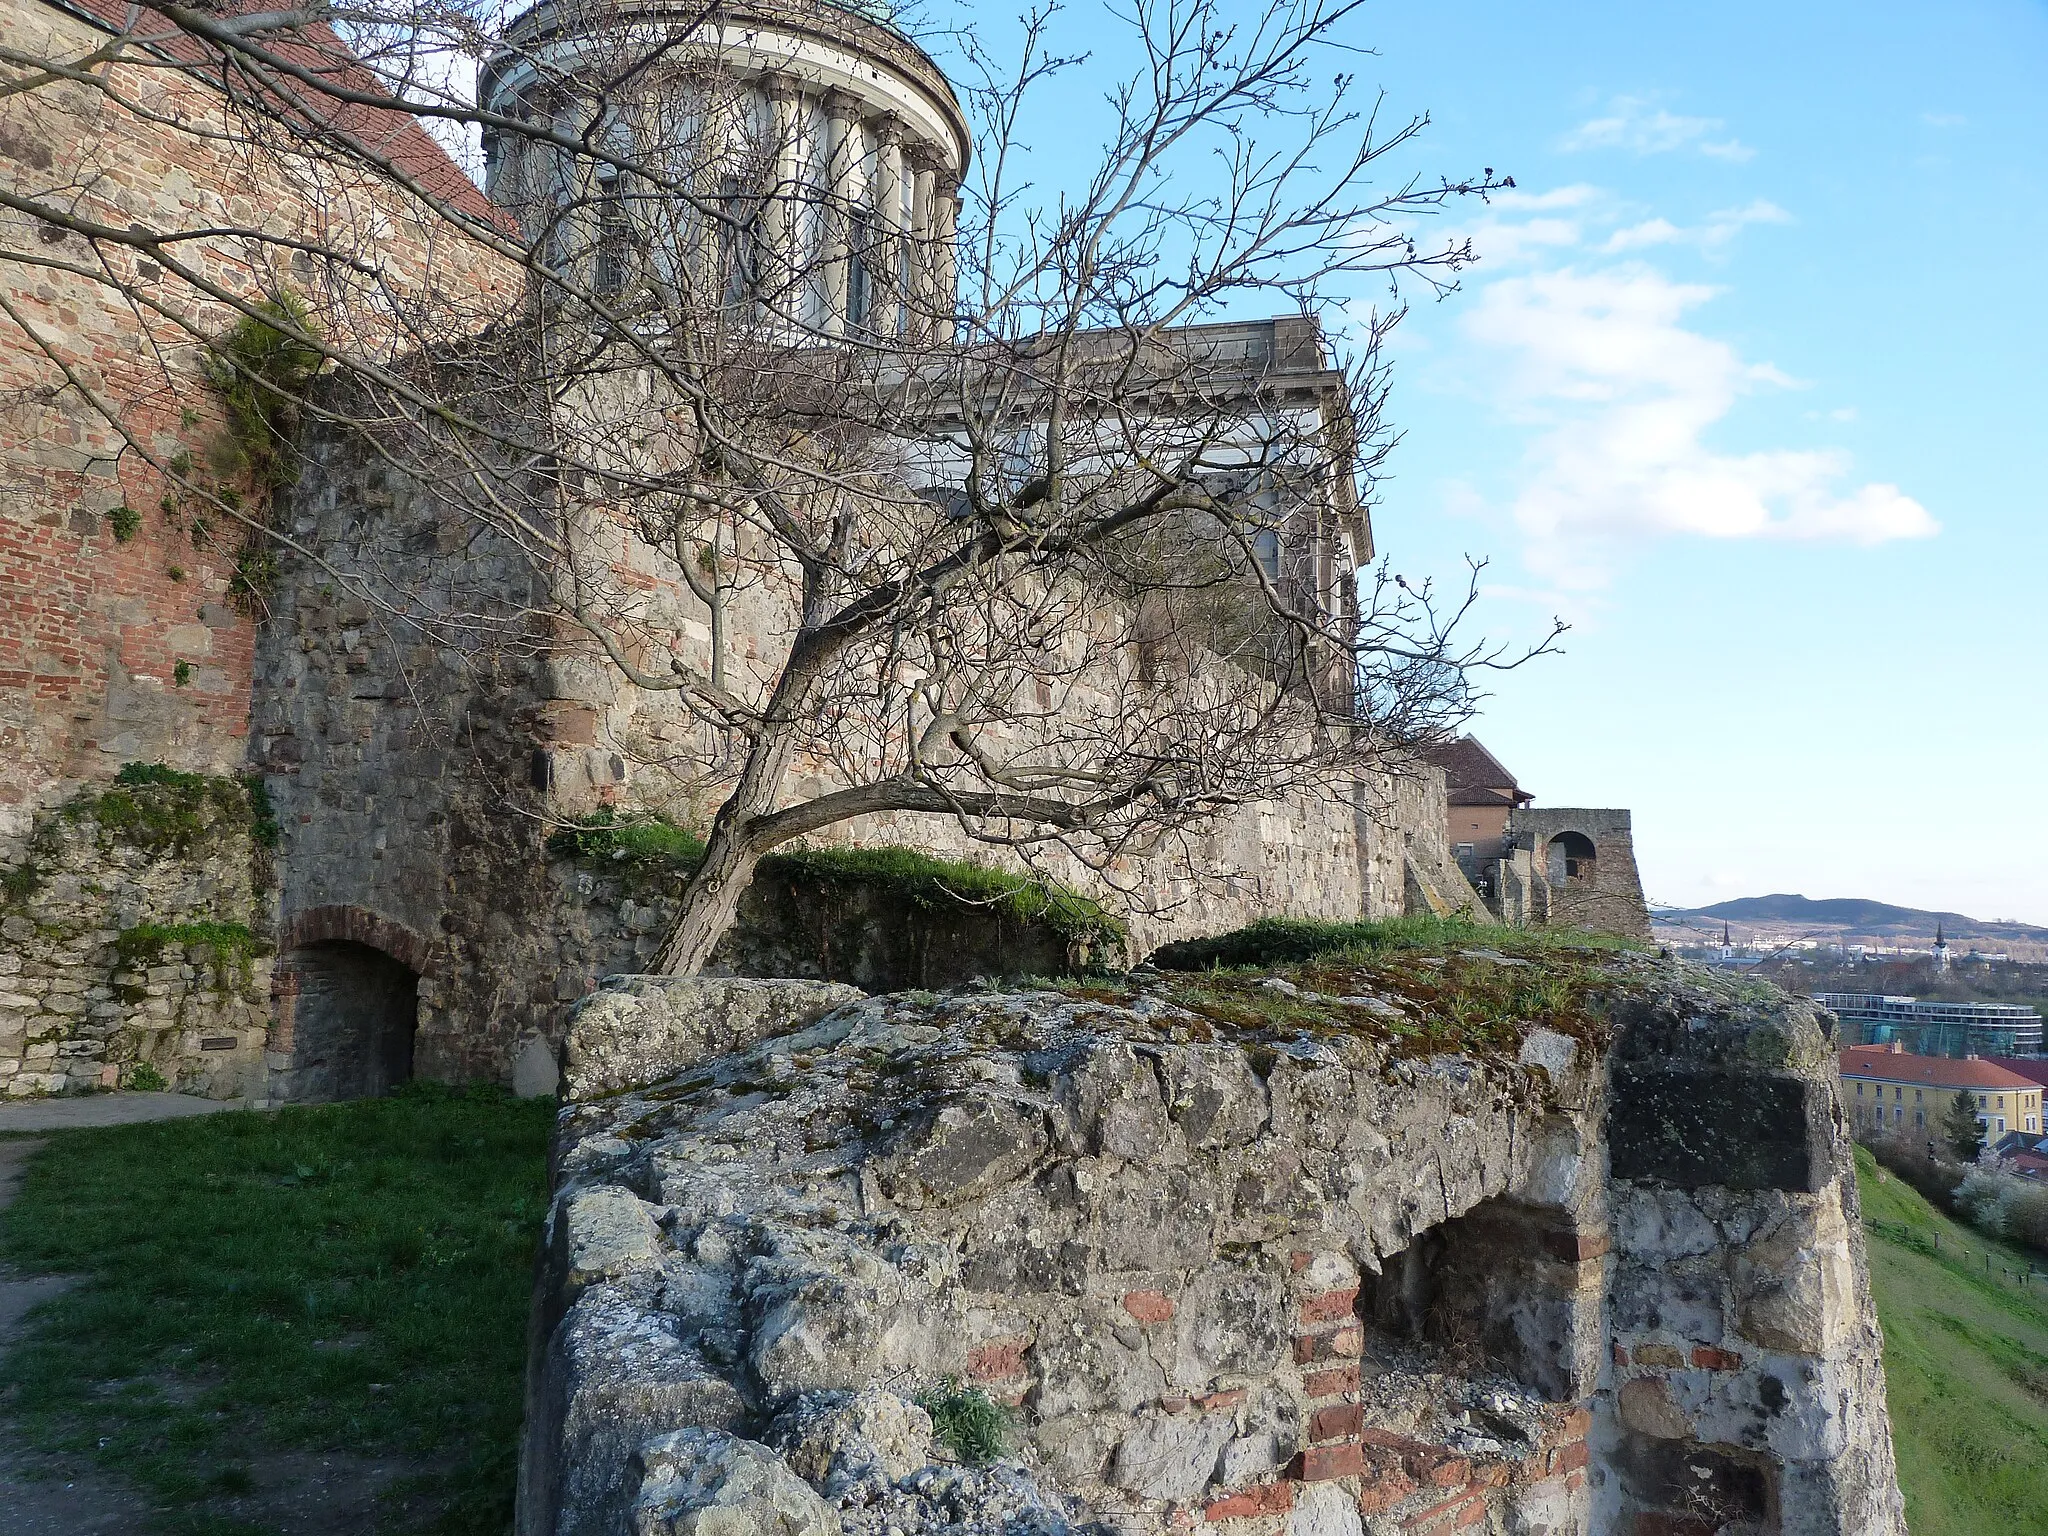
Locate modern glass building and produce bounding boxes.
[1817,993,2044,1058]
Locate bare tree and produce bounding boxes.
[0,0,1557,973]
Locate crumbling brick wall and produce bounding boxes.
[0,0,518,846]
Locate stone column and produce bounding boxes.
[908,155,937,341]
[819,90,861,336]
[873,118,906,336]
[762,76,803,320]
[932,172,960,344]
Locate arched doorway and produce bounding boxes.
[1547,830,1597,886]
[274,941,419,1101]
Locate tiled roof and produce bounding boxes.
[1839,1046,2040,1093]
[1988,1057,2048,1089]
[50,0,499,225]
[1417,736,1532,806]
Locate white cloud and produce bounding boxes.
[1460,264,1937,564]
[1921,111,1966,128]
[1560,96,1753,161]
[1602,199,1791,253]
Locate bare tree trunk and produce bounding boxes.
[651,809,767,974]
[652,722,801,974]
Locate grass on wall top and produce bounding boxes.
[549,809,1129,952]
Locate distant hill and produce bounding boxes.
[1655,893,2048,951]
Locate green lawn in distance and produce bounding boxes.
[1856,1144,2048,1536]
[0,1084,552,1535]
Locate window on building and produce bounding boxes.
[1997,1118,2007,1133]
[846,212,873,330]
[1998,1095,2007,1109]
[1915,1089,1923,1102]
[1855,1082,1864,1097]
[718,173,760,311]
[1915,1110,1925,1128]
[1252,527,1281,579]
[1980,1095,1989,1109]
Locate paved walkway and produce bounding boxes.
[0,1093,248,1533]
[0,1091,248,1135]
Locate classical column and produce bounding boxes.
[908,154,937,341]
[872,117,906,336]
[933,172,959,344]
[820,90,861,336]
[689,78,739,302]
[762,76,803,320]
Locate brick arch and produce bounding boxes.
[280,905,436,975]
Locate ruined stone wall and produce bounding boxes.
[249,420,1419,1091]
[518,956,1902,1536]
[0,771,274,1097]
[0,0,518,847]
[1508,811,1650,942]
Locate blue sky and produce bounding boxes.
[1327,0,2048,922]
[951,0,2048,922]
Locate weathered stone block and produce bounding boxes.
[1608,1067,1830,1192]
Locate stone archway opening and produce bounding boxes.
[274,940,419,1102]
[1547,830,1597,885]
[1358,1195,1600,1401]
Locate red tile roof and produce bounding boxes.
[1417,736,1533,808]
[1988,1057,2048,1089]
[1839,1045,2040,1093]
[48,0,499,225]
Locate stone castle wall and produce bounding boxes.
[518,957,1902,1536]
[245,415,1427,1092]
[0,772,274,1097]
[1510,811,1650,943]
[0,0,519,848]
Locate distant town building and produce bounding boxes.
[1839,1044,2043,1140]
[1817,992,2044,1058]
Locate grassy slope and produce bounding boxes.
[0,1086,552,1535]
[1855,1145,2048,1535]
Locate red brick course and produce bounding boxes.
[1123,1289,1176,1323]
[1202,1483,1294,1521]
[1299,1287,1359,1324]
[966,1337,1030,1384]
[0,0,517,822]
[1292,1325,1362,1363]
[1296,1442,1365,1482]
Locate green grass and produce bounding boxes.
[916,1381,1012,1465]
[0,1085,553,1534]
[1856,1144,2048,1535]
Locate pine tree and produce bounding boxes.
[1944,1089,1984,1161]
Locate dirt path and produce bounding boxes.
[0,1090,247,1134]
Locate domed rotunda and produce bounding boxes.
[478,0,968,339]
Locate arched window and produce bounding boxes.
[1547,831,1597,884]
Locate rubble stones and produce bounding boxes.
[518,963,1903,1536]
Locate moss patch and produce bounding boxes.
[550,811,1128,957]
[112,919,270,995]
[1150,913,1640,971]
[54,763,275,859]
[1062,914,1642,1065]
